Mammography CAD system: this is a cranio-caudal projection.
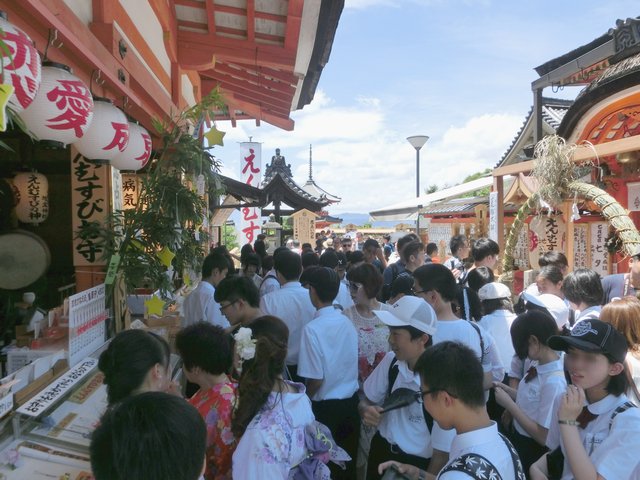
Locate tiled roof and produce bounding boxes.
[495,97,573,168]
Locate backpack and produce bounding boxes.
[439,433,526,480]
[387,357,434,432]
[380,263,404,302]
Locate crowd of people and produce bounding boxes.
[88,231,640,480]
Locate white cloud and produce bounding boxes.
[214,93,522,215]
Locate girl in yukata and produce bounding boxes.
[231,316,349,479]
[530,319,640,480]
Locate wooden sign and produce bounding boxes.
[291,209,317,246]
[528,216,566,268]
[427,224,452,254]
[590,222,609,276]
[71,148,109,266]
[489,191,499,241]
[573,225,589,269]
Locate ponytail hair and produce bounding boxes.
[231,316,289,438]
[98,329,170,405]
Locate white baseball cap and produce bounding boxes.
[478,282,511,301]
[374,296,437,335]
[524,293,570,329]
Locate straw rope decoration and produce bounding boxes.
[500,135,640,279]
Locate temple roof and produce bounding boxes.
[174,0,345,130]
[495,97,573,169]
[261,148,337,209]
[300,145,341,203]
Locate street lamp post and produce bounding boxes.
[407,135,429,237]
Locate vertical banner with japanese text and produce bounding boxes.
[489,191,499,241]
[71,148,109,266]
[239,142,262,245]
[590,222,609,276]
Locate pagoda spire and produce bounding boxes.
[308,144,313,181]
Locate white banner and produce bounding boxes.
[628,182,640,211]
[239,142,262,245]
[16,358,98,417]
[68,284,107,367]
[590,222,609,276]
[489,191,499,241]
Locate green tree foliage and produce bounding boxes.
[76,89,226,297]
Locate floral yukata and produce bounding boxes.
[232,381,349,479]
[189,381,238,480]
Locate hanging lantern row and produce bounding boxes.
[0,12,42,113]
[0,13,151,171]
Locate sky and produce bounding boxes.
[211,0,638,216]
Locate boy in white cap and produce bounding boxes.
[358,296,437,478]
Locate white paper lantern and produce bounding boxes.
[74,98,129,164]
[17,62,94,148]
[111,122,152,171]
[13,172,49,224]
[0,12,42,113]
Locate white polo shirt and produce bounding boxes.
[363,351,432,459]
[546,393,640,480]
[514,356,566,437]
[479,309,516,371]
[182,281,229,328]
[260,281,316,365]
[297,306,359,401]
[334,281,354,311]
[438,422,517,479]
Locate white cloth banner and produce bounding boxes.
[239,142,262,245]
[489,191,499,241]
[590,222,609,276]
[628,182,640,212]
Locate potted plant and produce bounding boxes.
[77,88,226,299]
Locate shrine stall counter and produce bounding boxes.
[0,352,107,480]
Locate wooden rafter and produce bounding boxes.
[149,0,178,62]
[284,0,304,51]
[225,94,294,131]
[202,65,296,95]
[177,30,296,70]
[247,0,255,42]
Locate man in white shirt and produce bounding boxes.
[359,296,438,478]
[298,266,359,479]
[182,252,229,328]
[379,341,524,479]
[214,276,263,332]
[319,249,354,310]
[412,263,499,474]
[260,249,315,381]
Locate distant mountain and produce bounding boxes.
[331,212,402,228]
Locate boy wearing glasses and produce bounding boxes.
[378,341,524,479]
[358,296,438,478]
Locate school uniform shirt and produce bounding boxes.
[432,320,499,451]
[509,355,534,382]
[259,268,280,297]
[546,393,640,480]
[363,351,432,459]
[627,353,640,406]
[297,306,359,401]
[260,281,316,366]
[334,281,354,311]
[479,309,516,371]
[182,281,230,328]
[513,357,566,438]
[572,306,601,325]
[437,422,517,480]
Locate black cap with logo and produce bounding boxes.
[548,319,628,363]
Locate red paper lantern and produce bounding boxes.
[0,12,42,113]
[111,122,152,171]
[18,62,94,148]
[74,97,129,164]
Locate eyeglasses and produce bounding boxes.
[348,282,363,292]
[411,287,427,295]
[416,388,441,404]
[219,299,239,313]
